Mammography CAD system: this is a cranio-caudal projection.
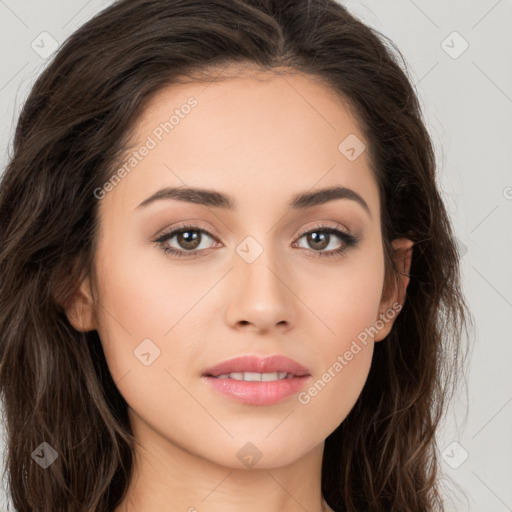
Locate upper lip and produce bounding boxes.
[203,355,311,377]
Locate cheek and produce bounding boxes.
[302,246,385,347]
[90,231,204,383]
[294,248,384,425]
[294,306,379,443]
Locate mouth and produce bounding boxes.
[212,371,299,381]
[203,354,310,378]
[202,355,311,405]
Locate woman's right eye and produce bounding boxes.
[155,225,218,258]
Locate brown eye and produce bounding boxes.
[295,226,355,253]
[175,229,201,250]
[156,225,218,257]
[305,231,331,251]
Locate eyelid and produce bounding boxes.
[153,220,222,242]
[294,221,351,239]
[154,220,352,244]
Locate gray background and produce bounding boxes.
[1,1,511,510]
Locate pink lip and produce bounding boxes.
[202,355,312,406]
[203,355,310,377]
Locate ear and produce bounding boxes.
[64,274,97,333]
[374,237,414,342]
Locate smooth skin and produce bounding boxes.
[66,65,413,512]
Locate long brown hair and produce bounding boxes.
[0,0,470,510]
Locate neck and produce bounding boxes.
[113,412,332,512]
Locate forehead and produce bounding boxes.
[135,65,365,145]
[103,65,379,215]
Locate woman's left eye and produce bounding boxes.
[155,223,358,259]
[292,225,358,257]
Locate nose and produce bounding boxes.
[224,245,297,334]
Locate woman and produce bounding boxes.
[0,0,469,510]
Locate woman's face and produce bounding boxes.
[69,67,408,469]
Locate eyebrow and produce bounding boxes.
[136,185,371,217]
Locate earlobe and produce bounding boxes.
[374,237,414,342]
[64,276,97,333]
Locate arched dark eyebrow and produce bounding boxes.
[136,185,371,217]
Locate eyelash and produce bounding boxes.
[155,222,359,259]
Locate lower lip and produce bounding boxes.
[203,375,311,405]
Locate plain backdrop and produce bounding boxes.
[1,1,511,511]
